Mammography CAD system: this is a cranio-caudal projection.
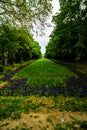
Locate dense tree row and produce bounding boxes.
[0,0,53,65]
[45,0,87,62]
[0,23,41,65]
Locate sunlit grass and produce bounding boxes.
[0,81,8,88]
[0,96,87,121]
[14,58,76,86]
[0,59,87,129]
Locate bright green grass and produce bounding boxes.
[14,58,76,86]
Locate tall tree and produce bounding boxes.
[0,23,41,65]
[45,0,87,62]
[0,23,19,65]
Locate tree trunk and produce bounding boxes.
[1,51,5,65]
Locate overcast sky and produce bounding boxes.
[33,0,60,54]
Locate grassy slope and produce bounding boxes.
[14,58,76,86]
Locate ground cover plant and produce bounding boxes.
[0,0,87,129]
[14,58,76,86]
[0,58,78,96]
[0,96,87,130]
[0,58,87,97]
[0,58,87,129]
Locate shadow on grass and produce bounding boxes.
[56,61,87,97]
[0,60,87,97]
[0,76,87,97]
[0,61,34,82]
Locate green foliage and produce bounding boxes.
[14,58,75,86]
[0,96,87,121]
[54,120,87,130]
[45,0,87,62]
[0,24,20,65]
[0,97,44,120]
[0,0,52,32]
[0,65,4,72]
[53,96,87,112]
[11,111,21,120]
[0,23,41,65]
[31,41,42,59]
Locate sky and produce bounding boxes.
[33,0,60,54]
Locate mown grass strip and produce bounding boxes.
[14,58,76,86]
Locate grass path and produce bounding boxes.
[14,58,76,86]
[0,59,87,129]
[0,58,87,97]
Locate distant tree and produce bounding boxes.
[15,29,33,62]
[31,41,42,59]
[14,28,42,62]
[45,39,57,59]
[0,23,42,65]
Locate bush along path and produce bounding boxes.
[0,60,35,82]
[0,58,87,97]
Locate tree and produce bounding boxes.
[14,28,41,62]
[45,38,57,59]
[0,23,19,65]
[0,0,52,32]
[45,0,87,62]
[31,41,42,59]
[0,23,42,65]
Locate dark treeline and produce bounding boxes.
[45,0,87,62]
[0,23,41,65]
[0,0,52,65]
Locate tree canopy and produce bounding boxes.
[0,0,53,65]
[0,0,52,30]
[45,0,87,62]
[0,23,41,65]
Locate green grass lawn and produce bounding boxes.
[0,58,87,129]
[14,58,76,86]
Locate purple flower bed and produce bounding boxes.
[0,77,87,97]
[65,77,87,97]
